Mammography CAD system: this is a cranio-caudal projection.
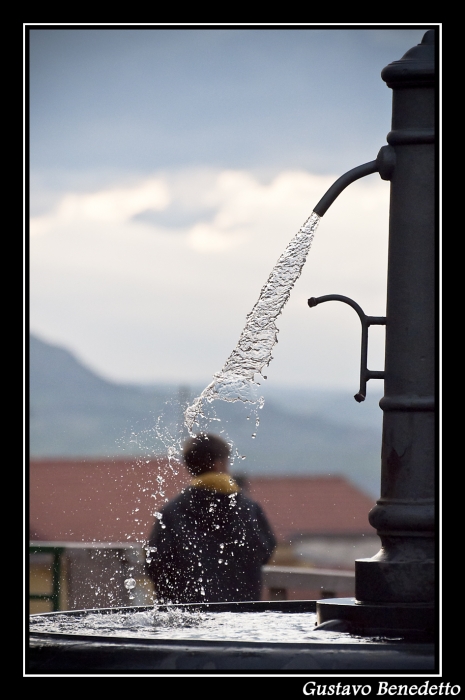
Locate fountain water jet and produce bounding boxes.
[184,212,320,434]
[28,29,438,673]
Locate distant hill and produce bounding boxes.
[29,334,179,457]
[28,334,383,496]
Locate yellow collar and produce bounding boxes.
[190,472,240,495]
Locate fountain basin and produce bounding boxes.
[29,600,436,672]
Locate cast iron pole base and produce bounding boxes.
[316,597,434,642]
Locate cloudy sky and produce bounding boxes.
[28,24,434,397]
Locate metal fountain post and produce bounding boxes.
[311,29,437,638]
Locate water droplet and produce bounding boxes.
[145,546,157,563]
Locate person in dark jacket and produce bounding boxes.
[145,433,276,603]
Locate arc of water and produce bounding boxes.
[185,212,320,433]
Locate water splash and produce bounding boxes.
[30,609,377,644]
[185,212,320,433]
[100,211,320,596]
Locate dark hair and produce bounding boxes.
[182,433,231,476]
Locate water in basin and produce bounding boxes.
[29,607,387,644]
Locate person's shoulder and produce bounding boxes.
[236,491,264,511]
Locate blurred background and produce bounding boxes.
[27,24,435,611]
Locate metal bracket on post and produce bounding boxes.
[308,294,386,402]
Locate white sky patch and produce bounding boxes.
[186,170,335,253]
[30,177,170,237]
[29,167,390,388]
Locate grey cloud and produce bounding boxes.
[131,204,217,230]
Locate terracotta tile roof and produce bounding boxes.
[246,475,376,541]
[29,459,377,544]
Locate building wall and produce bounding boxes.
[292,534,380,569]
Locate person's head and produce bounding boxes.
[182,433,231,476]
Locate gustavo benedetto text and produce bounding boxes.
[302,683,461,696]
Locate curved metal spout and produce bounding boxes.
[313,160,379,217]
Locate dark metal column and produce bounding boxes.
[356,29,436,611]
[317,29,437,638]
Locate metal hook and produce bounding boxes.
[308,294,386,402]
